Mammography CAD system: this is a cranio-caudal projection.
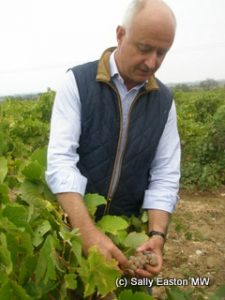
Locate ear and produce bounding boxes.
[116,25,126,45]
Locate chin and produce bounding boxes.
[136,75,149,83]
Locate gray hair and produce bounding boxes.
[122,0,176,30]
[122,0,146,29]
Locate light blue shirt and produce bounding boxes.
[45,53,181,213]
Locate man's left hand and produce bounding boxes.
[133,235,165,278]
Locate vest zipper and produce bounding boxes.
[102,81,147,215]
[101,82,123,215]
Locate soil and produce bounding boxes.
[153,190,225,299]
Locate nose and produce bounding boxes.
[144,52,158,70]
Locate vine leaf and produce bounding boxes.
[78,246,120,297]
[0,280,33,300]
[71,236,82,266]
[2,203,31,233]
[64,273,77,290]
[123,232,148,249]
[18,255,37,286]
[33,220,52,247]
[97,215,129,235]
[118,289,154,300]
[19,181,44,205]
[141,210,149,223]
[0,156,7,184]
[22,161,42,181]
[165,286,189,300]
[30,147,47,169]
[0,233,12,275]
[0,183,10,203]
[59,225,82,265]
[84,193,106,216]
[35,235,58,285]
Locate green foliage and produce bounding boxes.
[0,90,54,159]
[0,88,225,299]
[0,147,152,299]
[212,285,225,300]
[78,246,120,297]
[118,289,154,299]
[164,285,225,300]
[84,193,107,216]
[174,88,225,190]
[0,157,8,183]
[165,286,195,300]
[211,104,225,151]
[0,164,122,299]
[97,215,129,235]
[1,88,225,191]
[123,232,148,250]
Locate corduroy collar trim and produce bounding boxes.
[96,47,159,91]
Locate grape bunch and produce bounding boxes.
[126,251,158,275]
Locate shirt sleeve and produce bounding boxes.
[45,70,87,195]
[142,101,181,213]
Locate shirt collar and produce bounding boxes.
[109,50,145,91]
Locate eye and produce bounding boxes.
[137,44,152,53]
[157,49,168,57]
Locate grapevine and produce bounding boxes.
[1,90,225,299]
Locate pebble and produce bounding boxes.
[196,249,203,256]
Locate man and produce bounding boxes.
[46,0,180,278]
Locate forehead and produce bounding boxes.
[127,12,175,48]
[126,4,175,48]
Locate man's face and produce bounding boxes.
[115,11,175,89]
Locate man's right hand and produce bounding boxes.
[57,192,128,272]
[82,226,128,270]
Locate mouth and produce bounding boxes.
[140,69,149,73]
[138,66,156,77]
[138,69,152,77]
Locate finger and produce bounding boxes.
[137,243,151,252]
[111,246,129,269]
[144,264,162,277]
[135,268,154,278]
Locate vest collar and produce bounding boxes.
[96,47,159,91]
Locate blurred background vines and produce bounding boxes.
[1,86,224,191]
[174,87,225,190]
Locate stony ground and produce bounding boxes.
[153,191,225,299]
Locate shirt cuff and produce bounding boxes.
[142,190,179,213]
[45,169,87,196]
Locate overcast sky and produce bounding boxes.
[1,0,225,96]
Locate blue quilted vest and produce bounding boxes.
[71,48,173,218]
